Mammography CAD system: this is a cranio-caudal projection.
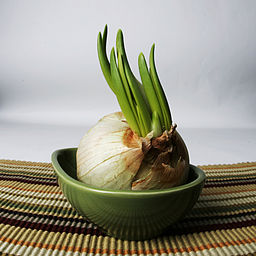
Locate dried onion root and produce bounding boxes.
[77,25,189,190]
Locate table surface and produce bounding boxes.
[1,158,256,255]
[0,120,255,165]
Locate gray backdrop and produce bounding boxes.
[1,0,256,129]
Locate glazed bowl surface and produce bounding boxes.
[51,148,205,240]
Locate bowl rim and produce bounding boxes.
[51,148,206,196]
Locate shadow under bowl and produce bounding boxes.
[51,148,206,240]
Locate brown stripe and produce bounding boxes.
[0,208,84,225]
[0,184,62,194]
[201,187,256,196]
[0,174,57,186]
[204,180,256,188]
[0,216,105,236]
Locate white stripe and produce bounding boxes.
[1,192,70,208]
[205,170,256,176]
[0,166,53,175]
[0,241,9,252]
[0,186,63,199]
[203,166,256,173]
[0,162,53,170]
[1,241,255,256]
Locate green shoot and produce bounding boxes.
[97,25,172,138]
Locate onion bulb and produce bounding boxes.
[77,25,189,190]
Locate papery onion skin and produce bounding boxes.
[77,112,189,190]
[132,128,189,190]
[76,112,151,190]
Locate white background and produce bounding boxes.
[0,1,255,164]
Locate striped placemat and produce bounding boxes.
[0,160,256,256]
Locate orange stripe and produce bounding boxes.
[95,248,102,254]
[42,243,49,249]
[22,241,31,247]
[73,246,83,252]
[0,237,12,243]
[47,244,56,249]
[81,247,88,253]
[166,248,174,253]
[102,249,109,254]
[199,245,207,250]
[186,247,194,252]
[109,249,116,254]
[173,248,179,253]
[68,245,85,252]
[0,234,255,253]
[151,249,159,254]
[4,236,249,253]
[212,243,221,248]
[179,247,187,253]
[205,243,213,249]
[191,246,200,252]
[116,249,123,254]
[159,248,168,254]
[230,240,240,246]
[100,248,118,254]
[218,242,226,247]
[89,248,95,253]
[241,237,256,244]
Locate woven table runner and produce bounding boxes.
[0,160,255,256]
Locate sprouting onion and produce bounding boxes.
[77,25,189,190]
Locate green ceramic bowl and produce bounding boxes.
[51,148,205,240]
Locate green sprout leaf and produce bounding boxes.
[97,25,172,138]
[149,44,172,130]
[110,48,141,135]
